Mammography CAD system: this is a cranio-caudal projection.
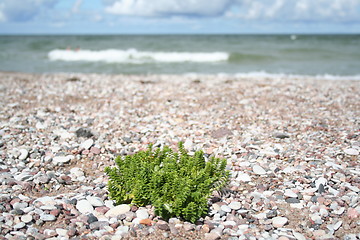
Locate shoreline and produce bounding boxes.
[0,72,359,239]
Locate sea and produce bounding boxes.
[0,34,359,79]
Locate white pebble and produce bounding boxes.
[81,139,94,150]
[272,216,288,228]
[252,165,266,175]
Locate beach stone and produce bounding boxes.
[105,204,130,218]
[18,149,29,160]
[89,221,109,230]
[272,216,288,228]
[273,132,289,139]
[86,196,104,207]
[284,189,298,198]
[14,172,33,181]
[344,148,359,156]
[315,177,327,189]
[53,155,72,164]
[139,218,152,226]
[56,228,68,236]
[313,229,326,238]
[285,198,300,204]
[76,199,94,214]
[21,214,33,223]
[253,165,266,175]
[211,127,232,139]
[266,210,277,219]
[157,220,170,231]
[347,208,359,219]
[136,209,149,219]
[13,222,26,229]
[87,213,98,224]
[228,201,241,210]
[81,139,94,150]
[205,232,221,240]
[13,202,28,210]
[75,128,93,138]
[221,205,231,213]
[115,225,129,235]
[183,222,195,231]
[236,173,251,182]
[40,214,56,221]
[292,230,306,240]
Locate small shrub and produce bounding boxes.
[105,142,229,223]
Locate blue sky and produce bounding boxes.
[0,0,359,34]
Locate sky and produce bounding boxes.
[0,0,359,34]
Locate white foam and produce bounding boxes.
[48,48,229,63]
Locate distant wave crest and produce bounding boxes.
[48,48,229,63]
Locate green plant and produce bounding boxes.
[105,142,229,223]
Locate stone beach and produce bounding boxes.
[0,72,359,239]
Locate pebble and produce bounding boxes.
[76,199,94,214]
[252,165,266,175]
[40,214,56,221]
[86,196,104,207]
[81,139,94,150]
[236,173,251,182]
[105,204,131,218]
[18,149,29,160]
[292,231,306,240]
[1,73,360,240]
[221,205,232,213]
[136,209,149,219]
[228,201,241,210]
[13,222,26,229]
[344,148,359,155]
[53,155,72,164]
[272,217,288,228]
[21,214,33,223]
[284,189,298,198]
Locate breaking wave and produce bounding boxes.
[48,48,229,63]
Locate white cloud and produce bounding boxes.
[72,0,83,14]
[0,0,58,22]
[226,0,360,22]
[102,0,360,23]
[104,0,232,17]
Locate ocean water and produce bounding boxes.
[0,34,359,77]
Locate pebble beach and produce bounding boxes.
[0,72,359,240]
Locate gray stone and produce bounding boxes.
[89,221,109,230]
[285,198,300,203]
